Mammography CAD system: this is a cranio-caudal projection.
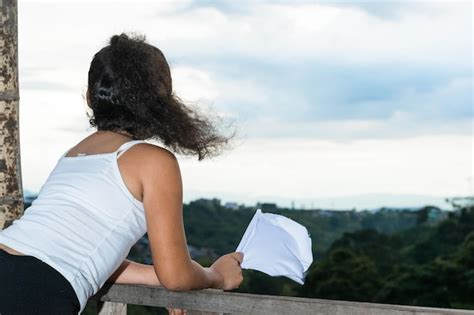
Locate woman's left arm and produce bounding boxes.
[107,259,187,315]
[106,259,161,286]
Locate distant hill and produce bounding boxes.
[183,191,456,211]
[21,193,452,261]
[127,198,448,264]
[299,204,474,309]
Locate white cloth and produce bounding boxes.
[236,209,313,284]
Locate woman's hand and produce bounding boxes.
[164,252,243,315]
[209,252,244,290]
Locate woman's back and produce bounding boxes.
[0,32,241,315]
[0,136,149,313]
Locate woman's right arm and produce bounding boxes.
[140,145,243,291]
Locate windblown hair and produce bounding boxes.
[86,32,237,161]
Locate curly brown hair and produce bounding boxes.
[86,32,237,161]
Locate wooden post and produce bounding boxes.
[0,0,23,230]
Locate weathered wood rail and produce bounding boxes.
[90,283,474,315]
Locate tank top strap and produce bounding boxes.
[116,140,147,159]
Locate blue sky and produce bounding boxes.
[19,1,472,210]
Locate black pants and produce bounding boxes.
[0,248,80,315]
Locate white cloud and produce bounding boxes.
[178,134,473,208]
[172,66,219,104]
[19,1,468,66]
[137,2,471,66]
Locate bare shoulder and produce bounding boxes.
[134,143,180,179]
[136,142,176,160]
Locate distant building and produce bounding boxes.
[224,202,239,210]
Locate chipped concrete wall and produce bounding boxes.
[0,0,23,230]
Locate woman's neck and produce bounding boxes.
[96,129,135,139]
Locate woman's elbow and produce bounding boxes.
[159,277,192,291]
[154,269,192,291]
[162,281,191,292]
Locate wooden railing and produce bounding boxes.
[90,283,474,315]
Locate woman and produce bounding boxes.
[0,33,243,315]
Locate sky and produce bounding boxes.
[17,0,472,210]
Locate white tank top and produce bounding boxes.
[0,139,148,314]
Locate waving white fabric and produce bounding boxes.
[235,209,313,284]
